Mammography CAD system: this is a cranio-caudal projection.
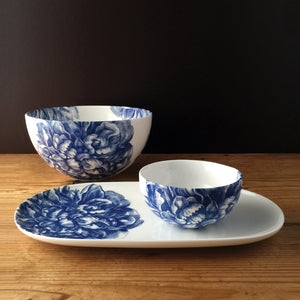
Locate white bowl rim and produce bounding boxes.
[25,105,152,122]
[139,159,242,189]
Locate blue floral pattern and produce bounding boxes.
[27,106,79,121]
[26,106,152,180]
[144,178,242,228]
[15,184,143,239]
[111,106,150,119]
[34,120,134,180]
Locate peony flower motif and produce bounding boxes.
[34,119,134,180]
[144,180,241,228]
[111,106,150,119]
[16,184,143,239]
[29,106,79,121]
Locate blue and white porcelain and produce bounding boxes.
[15,183,143,239]
[139,160,243,228]
[25,106,152,180]
[14,182,284,247]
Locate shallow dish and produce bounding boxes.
[25,105,152,180]
[14,182,284,248]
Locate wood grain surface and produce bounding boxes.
[0,154,299,299]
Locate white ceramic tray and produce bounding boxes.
[14,182,284,248]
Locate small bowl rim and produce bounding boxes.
[25,105,152,122]
[139,159,243,190]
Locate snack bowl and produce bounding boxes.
[25,105,152,180]
[139,160,242,228]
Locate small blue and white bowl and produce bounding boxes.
[139,160,243,228]
[25,105,152,180]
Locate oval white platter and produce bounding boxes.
[14,182,284,248]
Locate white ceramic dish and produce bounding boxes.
[15,182,284,248]
[139,160,243,228]
[25,106,152,180]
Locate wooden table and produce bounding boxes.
[0,154,299,299]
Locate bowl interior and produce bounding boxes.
[140,160,242,189]
[26,106,151,122]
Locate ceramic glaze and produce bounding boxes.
[25,106,152,180]
[139,160,243,228]
[14,182,284,247]
[15,183,143,239]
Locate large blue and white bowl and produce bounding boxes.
[139,160,243,228]
[25,105,152,180]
